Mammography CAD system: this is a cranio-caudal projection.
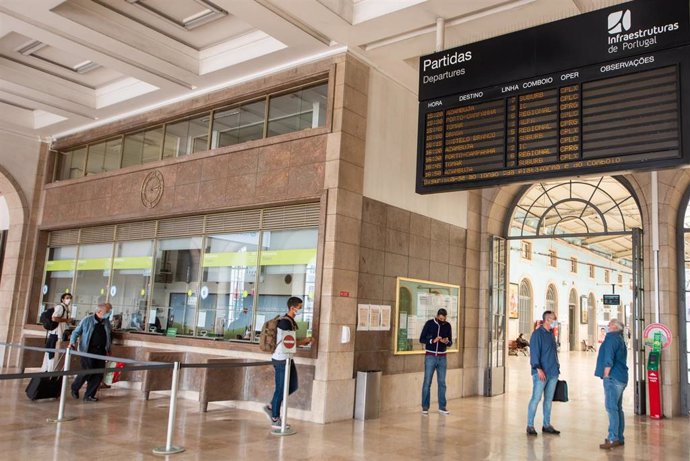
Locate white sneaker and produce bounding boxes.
[439,409,450,415]
[422,409,429,415]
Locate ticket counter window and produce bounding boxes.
[153,237,202,336]
[73,243,113,321]
[110,240,153,330]
[41,246,77,321]
[257,229,317,338]
[201,233,259,340]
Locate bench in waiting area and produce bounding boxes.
[582,339,596,352]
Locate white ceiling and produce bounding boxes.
[0,0,630,140]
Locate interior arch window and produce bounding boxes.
[546,284,558,313]
[519,279,533,339]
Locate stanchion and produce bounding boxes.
[47,347,76,423]
[272,356,296,436]
[153,361,185,455]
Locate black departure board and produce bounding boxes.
[417,0,690,193]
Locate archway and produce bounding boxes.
[0,166,29,367]
[504,176,644,411]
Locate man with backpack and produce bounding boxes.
[262,296,314,429]
[42,293,73,371]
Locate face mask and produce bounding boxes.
[550,320,559,328]
[63,298,71,305]
[104,311,112,320]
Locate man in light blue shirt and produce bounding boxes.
[526,310,560,436]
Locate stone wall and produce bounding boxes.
[354,196,468,409]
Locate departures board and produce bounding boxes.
[417,0,690,193]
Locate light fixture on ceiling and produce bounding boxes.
[125,0,228,30]
[73,60,101,74]
[17,40,47,56]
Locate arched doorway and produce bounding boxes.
[0,167,29,367]
[506,176,644,413]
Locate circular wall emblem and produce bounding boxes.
[141,170,164,208]
[643,323,672,349]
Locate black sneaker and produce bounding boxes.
[83,396,99,402]
[526,426,538,436]
[542,425,560,434]
[70,389,79,400]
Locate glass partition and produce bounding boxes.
[163,114,209,158]
[202,232,259,340]
[73,243,113,320]
[41,246,77,320]
[110,240,153,330]
[56,81,328,181]
[86,138,122,175]
[267,84,327,137]
[257,229,318,339]
[152,237,202,336]
[122,126,164,167]
[58,147,87,180]
[212,100,265,148]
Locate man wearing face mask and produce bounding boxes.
[44,293,73,371]
[526,310,560,436]
[419,308,453,415]
[69,302,113,402]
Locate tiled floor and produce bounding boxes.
[1,353,688,460]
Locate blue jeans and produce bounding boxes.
[270,359,298,419]
[603,377,626,442]
[527,374,558,427]
[421,354,447,410]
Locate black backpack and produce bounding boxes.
[40,307,59,331]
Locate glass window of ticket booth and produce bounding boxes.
[39,206,319,344]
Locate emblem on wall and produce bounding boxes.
[141,170,164,208]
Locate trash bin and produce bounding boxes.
[354,370,382,420]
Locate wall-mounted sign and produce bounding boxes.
[417,0,690,192]
[603,294,621,305]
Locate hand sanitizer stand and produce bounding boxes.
[272,329,297,436]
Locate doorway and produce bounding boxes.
[501,176,645,414]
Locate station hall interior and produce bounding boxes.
[1,0,690,459]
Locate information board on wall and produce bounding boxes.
[417,0,690,192]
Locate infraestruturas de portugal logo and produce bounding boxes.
[606,8,679,54]
[608,10,631,35]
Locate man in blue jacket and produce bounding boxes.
[70,302,113,402]
[419,308,453,415]
[526,310,560,436]
[594,318,628,449]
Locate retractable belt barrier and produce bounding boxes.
[0,341,274,456]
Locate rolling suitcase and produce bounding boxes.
[25,376,62,400]
[25,353,64,400]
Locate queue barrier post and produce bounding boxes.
[47,347,76,423]
[153,361,184,455]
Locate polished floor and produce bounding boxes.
[1,353,688,460]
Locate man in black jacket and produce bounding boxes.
[419,308,453,415]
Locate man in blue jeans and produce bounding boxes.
[420,308,453,415]
[263,297,314,429]
[594,318,628,449]
[526,310,560,436]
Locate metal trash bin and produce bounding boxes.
[354,370,382,420]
